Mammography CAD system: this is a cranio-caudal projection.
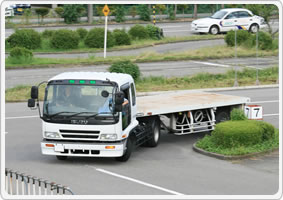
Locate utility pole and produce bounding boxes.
[88,4,93,24]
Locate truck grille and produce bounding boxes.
[59,130,100,140]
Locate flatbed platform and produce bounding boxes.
[136,91,250,117]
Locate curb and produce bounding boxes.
[137,84,279,97]
[192,143,278,160]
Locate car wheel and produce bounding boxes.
[249,24,259,33]
[209,25,219,35]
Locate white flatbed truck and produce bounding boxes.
[28,72,250,161]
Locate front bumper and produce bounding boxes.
[41,139,126,157]
[191,24,210,33]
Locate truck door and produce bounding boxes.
[221,11,238,32]
[121,87,131,130]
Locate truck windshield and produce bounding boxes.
[210,10,228,19]
[43,84,117,121]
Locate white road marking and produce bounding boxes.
[5,132,8,134]
[5,115,38,120]
[163,30,190,33]
[192,61,231,68]
[159,25,184,28]
[250,100,279,104]
[263,114,279,117]
[96,168,184,195]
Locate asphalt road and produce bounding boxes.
[5,20,279,38]
[5,87,279,195]
[5,56,278,88]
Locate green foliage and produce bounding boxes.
[41,29,56,38]
[156,4,166,14]
[84,28,115,48]
[129,25,149,40]
[250,31,273,50]
[109,61,141,81]
[35,8,50,23]
[54,7,64,17]
[9,47,33,64]
[50,29,80,49]
[137,5,151,21]
[168,5,176,20]
[145,24,162,40]
[230,108,248,121]
[76,28,88,40]
[7,29,41,50]
[129,6,137,18]
[23,8,32,24]
[113,29,131,46]
[225,30,251,46]
[62,5,84,24]
[256,121,275,141]
[115,5,126,22]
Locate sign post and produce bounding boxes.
[103,5,110,58]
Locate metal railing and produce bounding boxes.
[5,168,74,195]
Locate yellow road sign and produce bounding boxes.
[103,5,110,16]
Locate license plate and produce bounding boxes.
[17,8,23,11]
[55,144,64,152]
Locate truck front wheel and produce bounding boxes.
[115,136,134,162]
[56,155,68,160]
[145,118,160,147]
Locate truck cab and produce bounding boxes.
[28,72,146,161]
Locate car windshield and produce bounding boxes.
[43,84,116,118]
[210,10,228,19]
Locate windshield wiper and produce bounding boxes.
[85,112,113,119]
[67,112,97,118]
[49,112,76,118]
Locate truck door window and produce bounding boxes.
[122,88,131,130]
[130,83,136,106]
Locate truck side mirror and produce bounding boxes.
[28,99,36,108]
[31,86,38,99]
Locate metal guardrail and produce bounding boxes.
[5,168,74,195]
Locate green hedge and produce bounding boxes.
[108,60,140,81]
[41,29,56,38]
[50,29,80,49]
[129,25,149,40]
[113,29,131,46]
[225,30,250,47]
[84,28,115,48]
[230,108,248,121]
[9,47,33,64]
[76,28,88,40]
[7,29,41,50]
[145,24,162,40]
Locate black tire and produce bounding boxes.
[115,136,134,162]
[215,110,230,123]
[249,24,259,33]
[56,155,68,160]
[145,118,160,147]
[209,25,219,35]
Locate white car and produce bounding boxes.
[5,6,14,17]
[191,8,267,35]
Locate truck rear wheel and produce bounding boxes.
[56,155,68,160]
[145,118,160,147]
[115,136,134,162]
[215,109,230,123]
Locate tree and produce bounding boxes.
[137,5,151,21]
[168,5,176,20]
[245,4,278,37]
[23,8,32,24]
[178,4,188,14]
[35,8,50,24]
[62,5,85,24]
[87,5,93,24]
[193,4,197,19]
[114,5,126,22]
[129,6,137,19]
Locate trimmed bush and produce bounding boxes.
[137,5,151,21]
[129,25,149,40]
[113,29,131,46]
[35,8,50,23]
[50,29,80,49]
[9,47,33,64]
[251,31,273,50]
[146,24,162,40]
[211,120,264,148]
[84,28,115,48]
[7,29,41,50]
[109,61,141,81]
[76,28,88,40]
[225,30,251,47]
[41,29,56,38]
[230,108,248,121]
[255,121,275,141]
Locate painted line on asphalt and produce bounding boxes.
[263,113,279,117]
[163,30,190,33]
[96,168,184,195]
[192,61,231,68]
[249,100,279,104]
[5,115,38,120]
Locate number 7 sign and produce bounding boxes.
[245,105,263,120]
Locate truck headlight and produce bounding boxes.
[44,132,60,139]
[100,134,117,140]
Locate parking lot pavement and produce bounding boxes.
[4,87,279,195]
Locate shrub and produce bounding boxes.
[76,28,88,40]
[54,7,64,17]
[129,25,149,40]
[7,29,41,49]
[252,31,273,50]
[109,61,141,81]
[230,108,248,121]
[35,8,50,23]
[62,5,85,24]
[41,29,56,38]
[255,121,275,141]
[9,47,33,64]
[84,28,115,48]
[137,5,151,21]
[50,29,80,49]
[146,24,162,40]
[211,120,264,148]
[113,29,131,45]
[115,5,126,22]
[225,30,251,47]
